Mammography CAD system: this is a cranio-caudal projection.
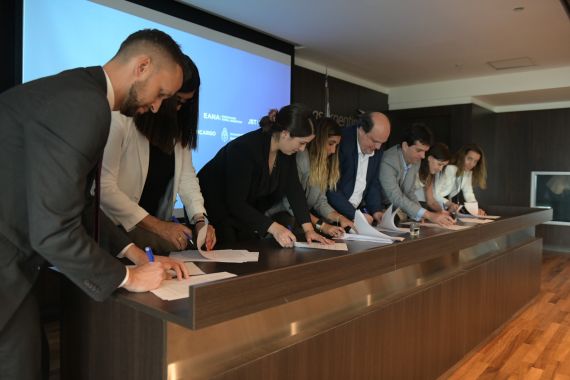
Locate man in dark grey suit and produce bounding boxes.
[380,123,455,226]
[0,29,185,379]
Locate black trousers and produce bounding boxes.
[0,290,42,380]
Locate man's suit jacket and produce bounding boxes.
[0,67,127,330]
[326,125,383,219]
[379,145,422,218]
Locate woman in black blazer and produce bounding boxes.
[198,104,332,247]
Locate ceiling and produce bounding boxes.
[178,0,570,111]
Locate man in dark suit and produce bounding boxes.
[0,29,185,380]
[327,112,391,224]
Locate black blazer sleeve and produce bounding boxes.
[224,138,275,233]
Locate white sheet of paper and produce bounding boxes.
[294,242,348,251]
[196,223,207,253]
[351,210,397,242]
[464,202,479,216]
[458,217,494,224]
[170,249,259,263]
[379,205,401,232]
[150,272,237,301]
[458,211,500,220]
[420,222,472,230]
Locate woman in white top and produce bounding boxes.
[435,144,488,215]
[101,55,216,253]
[414,143,451,211]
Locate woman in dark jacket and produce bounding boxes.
[198,104,332,247]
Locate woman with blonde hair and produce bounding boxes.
[436,143,488,215]
[268,117,354,237]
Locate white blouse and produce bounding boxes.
[435,164,477,204]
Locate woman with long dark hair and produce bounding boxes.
[101,54,216,255]
[198,104,332,247]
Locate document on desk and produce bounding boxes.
[460,202,500,220]
[356,209,404,241]
[294,242,348,251]
[342,210,397,244]
[378,205,408,235]
[343,233,393,244]
[458,217,494,224]
[170,249,259,263]
[151,272,237,301]
[420,222,472,230]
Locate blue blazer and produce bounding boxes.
[326,125,383,219]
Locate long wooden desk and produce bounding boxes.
[61,206,552,380]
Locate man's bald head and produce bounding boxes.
[357,111,391,154]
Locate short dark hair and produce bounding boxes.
[115,29,185,69]
[357,112,374,133]
[259,103,314,138]
[403,123,434,147]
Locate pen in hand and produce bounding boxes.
[170,216,194,247]
[144,246,155,263]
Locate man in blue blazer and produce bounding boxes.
[0,29,185,380]
[327,112,391,224]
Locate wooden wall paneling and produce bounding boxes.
[61,280,165,380]
[386,104,472,151]
[291,65,388,120]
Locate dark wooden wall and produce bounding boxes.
[387,104,472,150]
[292,65,389,125]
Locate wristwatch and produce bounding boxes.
[315,219,323,232]
[190,214,209,226]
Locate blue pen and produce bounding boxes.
[171,216,194,247]
[144,246,155,262]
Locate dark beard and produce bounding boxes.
[120,83,141,117]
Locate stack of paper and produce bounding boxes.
[151,272,237,301]
[294,242,348,251]
[343,210,398,244]
[377,205,410,235]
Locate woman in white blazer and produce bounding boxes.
[435,144,488,215]
[101,55,216,253]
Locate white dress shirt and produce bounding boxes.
[348,134,375,208]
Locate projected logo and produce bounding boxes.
[221,127,229,143]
